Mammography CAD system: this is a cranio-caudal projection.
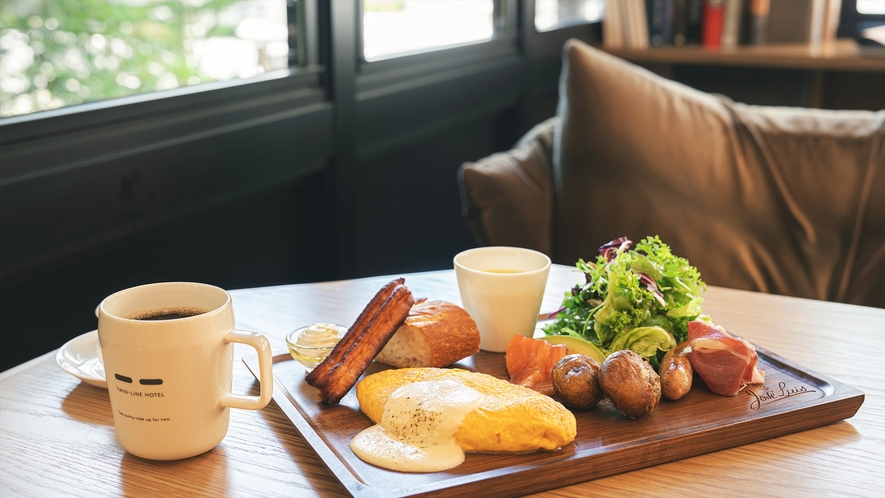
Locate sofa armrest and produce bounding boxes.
[458,118,557,255]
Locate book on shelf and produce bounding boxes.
[741,0,770,45]
[649,0,675,47]
[672,0,689,45]
[686,0,704,44]
[602,0,843,51]
[630,0,650,48]
[721,0,743,48]
[603,0,649,49]
[822,0,842,44]
[603,0,624,49]
[701,0,725,48]
[767,0,827,45]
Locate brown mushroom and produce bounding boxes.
[552,354,604,410]
[598,350,661,419]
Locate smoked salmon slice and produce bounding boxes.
[505,334,567,396]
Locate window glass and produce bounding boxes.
[0,0,290,118]
[535,0,604,32]
[857,0,885,14]
[362,0,495,62]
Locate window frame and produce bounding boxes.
[354,0,520,89]
[522,0,602,58]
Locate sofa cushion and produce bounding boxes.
[459,118,556,255]
[555,39,884,307]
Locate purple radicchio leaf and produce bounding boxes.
[598,236,633,262]
[547,306,567,319]
[638,272,667,306]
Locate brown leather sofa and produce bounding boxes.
[459,39,884,308]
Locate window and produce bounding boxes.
[0,0,291,118]
[838,0,885,39]
[534,0,604,32]
[857,0,885,15]
[361,0,495,61]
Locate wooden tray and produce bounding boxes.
[244,346,864,498]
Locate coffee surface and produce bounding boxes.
[126,306,208,321]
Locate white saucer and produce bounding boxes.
[56,330,107,389]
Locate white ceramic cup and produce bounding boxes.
[97,282,273,460]
[454,247,552,353]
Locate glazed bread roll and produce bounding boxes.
[375,300,480,368]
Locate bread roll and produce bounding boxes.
[375,300,480,368]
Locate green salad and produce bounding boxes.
[542,236,705,365]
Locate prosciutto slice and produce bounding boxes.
[687,320,765,396]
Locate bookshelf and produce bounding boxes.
[602,39,884,109]
[603,39,885,72]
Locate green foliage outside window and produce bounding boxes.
[0,0,286,118]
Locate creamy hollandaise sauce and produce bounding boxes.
[350,380,485,472]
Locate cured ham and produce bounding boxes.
[687,320,765,397]
[505,334,567,396]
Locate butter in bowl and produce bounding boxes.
[286,323,346,371]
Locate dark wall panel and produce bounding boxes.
[351,115,499,277]
[0,171,335,370]
[355,60,520,153]
[1,107,333,283]
[671,66,808,107]
[823,71,885,111]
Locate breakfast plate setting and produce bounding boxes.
[244,341,863,498]
[55,238,867,496]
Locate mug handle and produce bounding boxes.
[220,330,274,410]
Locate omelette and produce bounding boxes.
[354,367,577,455]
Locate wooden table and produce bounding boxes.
[2,266,883,497]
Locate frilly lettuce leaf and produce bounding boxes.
[592,258,652,344]
[608,326,676,357]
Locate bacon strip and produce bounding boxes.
[305,278,404,386]
[306,280,414,404]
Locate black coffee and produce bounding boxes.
[126,306,208,321]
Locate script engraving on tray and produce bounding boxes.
[746,381,817,410]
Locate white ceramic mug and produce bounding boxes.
[454,247,552,352]
[97,282,273,460]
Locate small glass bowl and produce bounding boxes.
[285,323,346,371]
